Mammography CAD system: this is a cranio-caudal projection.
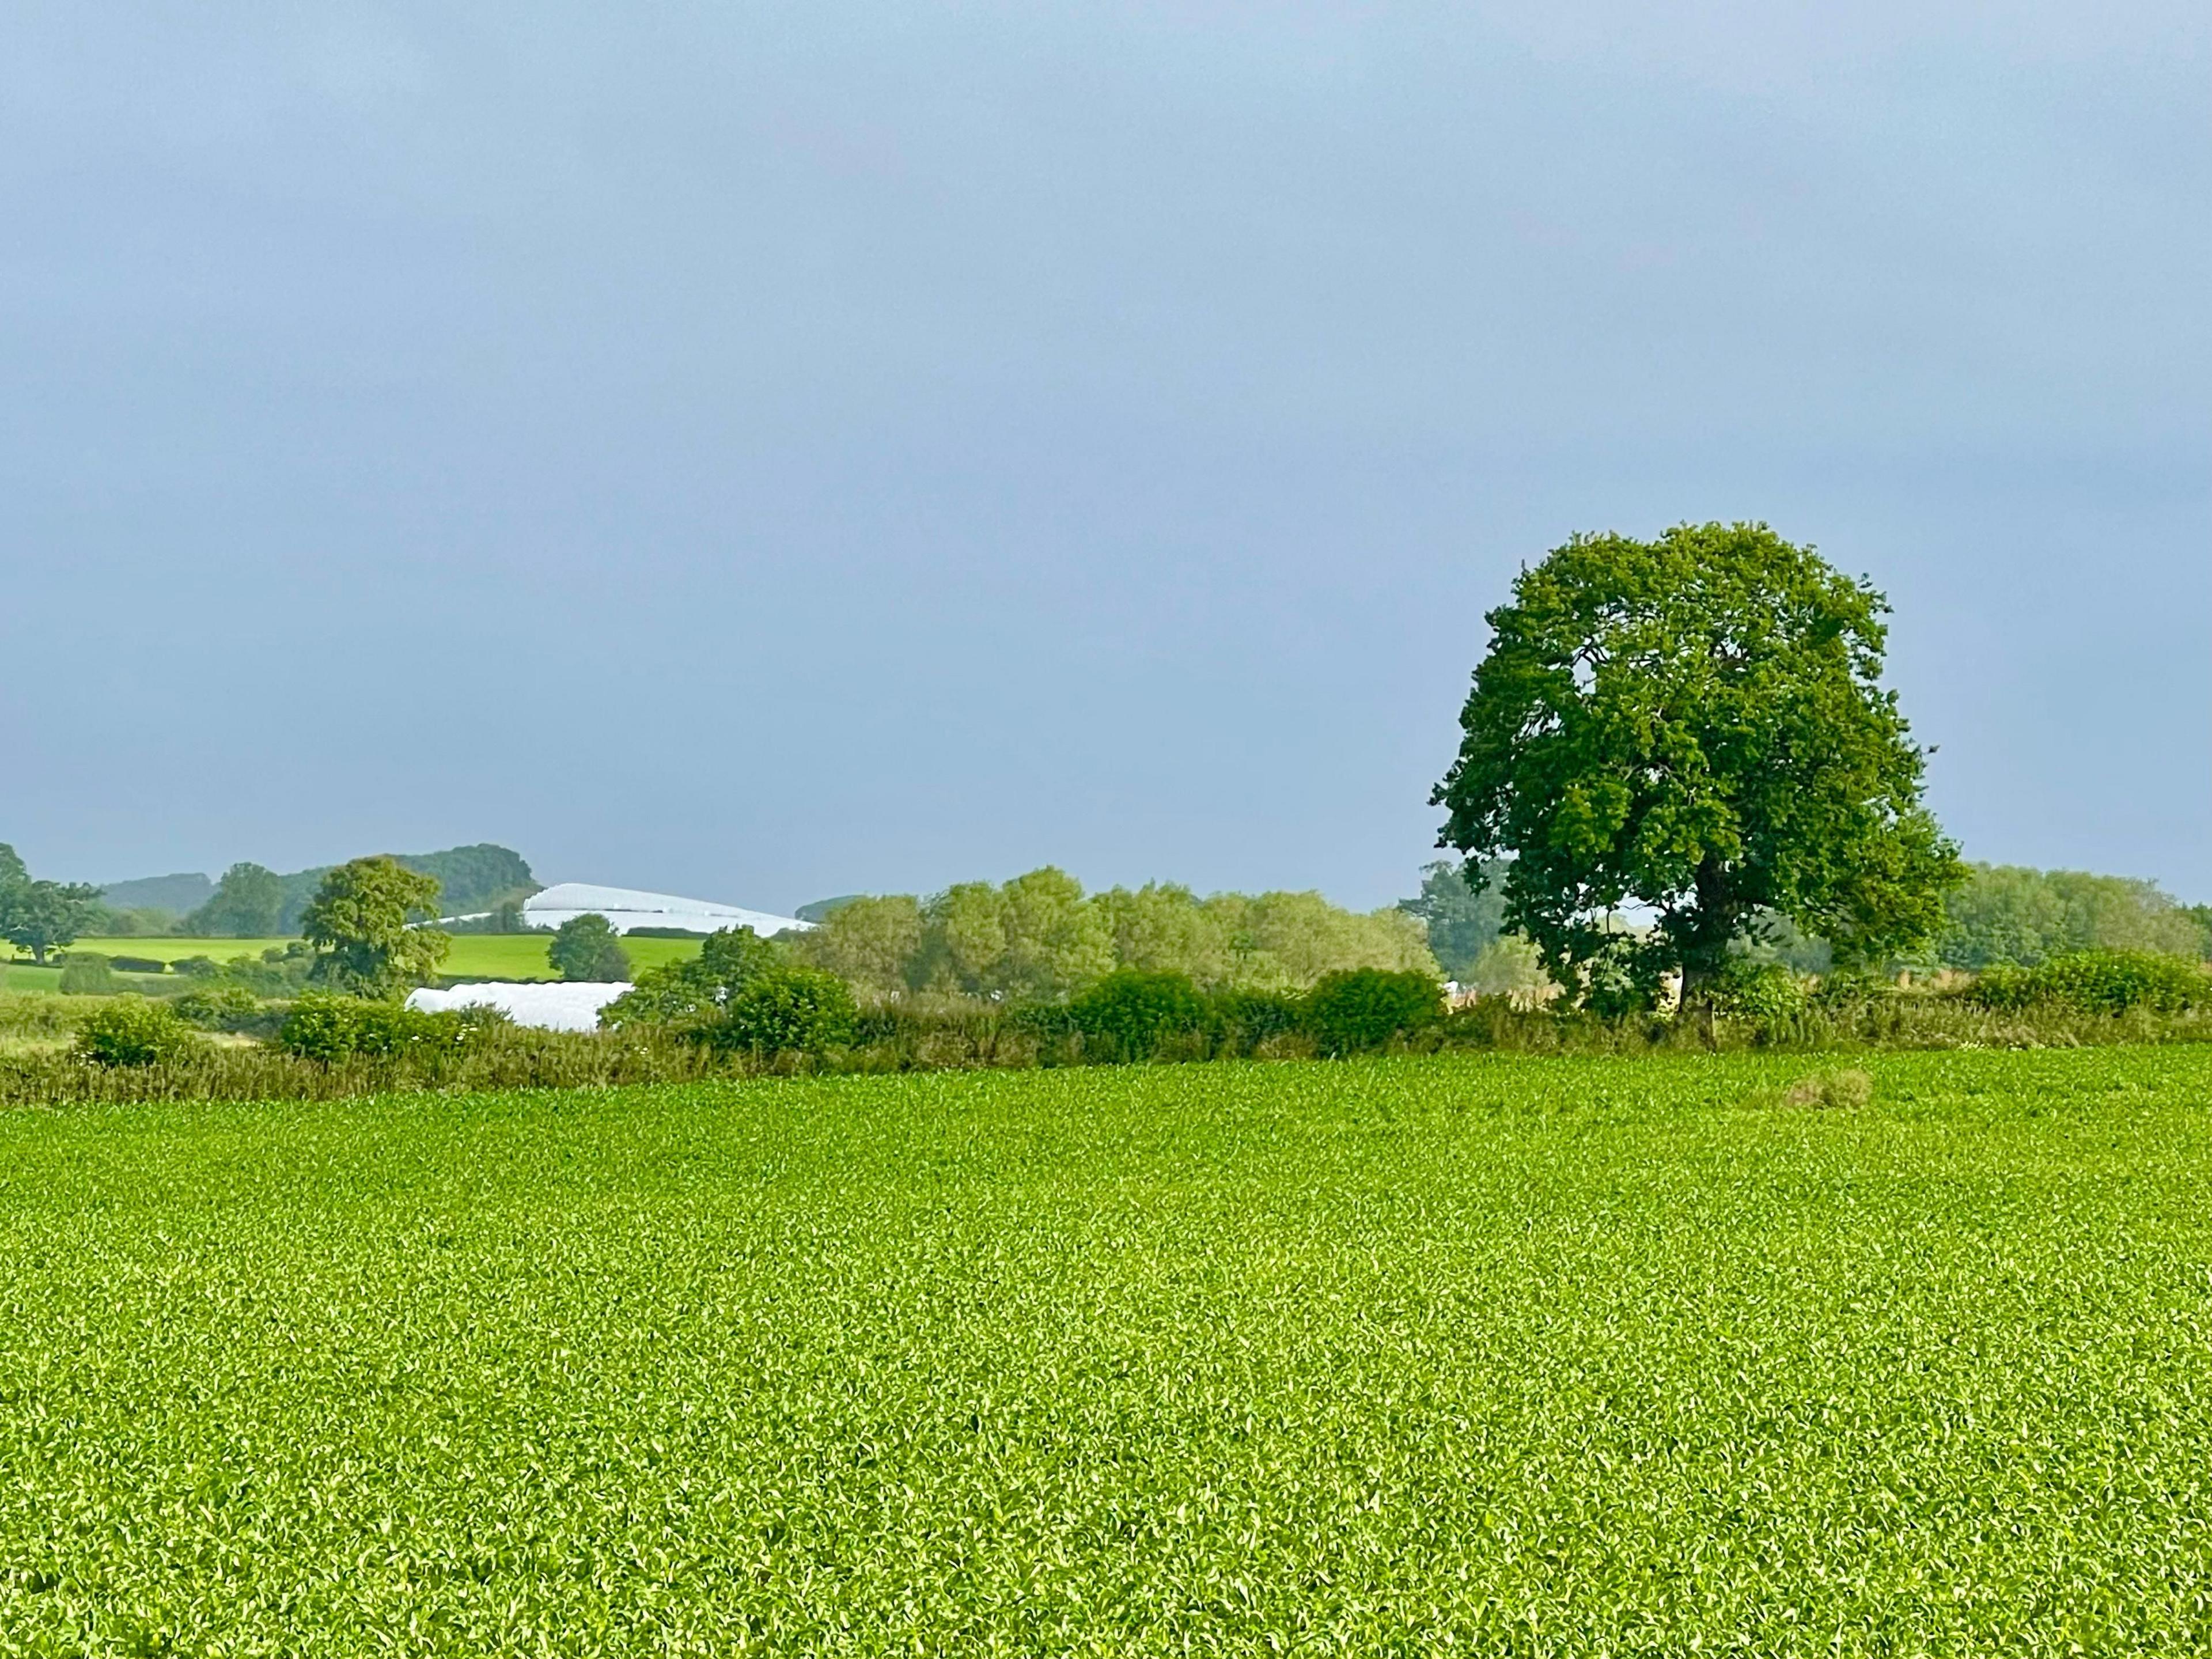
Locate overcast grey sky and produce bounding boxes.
[3,0,2206,910]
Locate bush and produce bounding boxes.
[278,993,497,1063]
[601,927,785,1033]
[1069,969,1207,1061]
[548,914,632,983]
[710,966,858,1055]
[1969,949,2205,1017]
[169,986,271,1034]
[1710,959,1809,1023]
[57,953,116,995]
[109,956,170,976]
[74,998,193,1067]
[1206,987,1305,1056]
[1304,969,1444,1056]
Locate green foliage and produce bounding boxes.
[1710,957,1810,1022]
[795,872,1438,1001]
[1939,863,2206,969]
[300,857,449,996]
[1069,969,1207,1060]
[709,965,860,1055]
[1969,949,2206,1017]
[1303,967,1444,1056]
[1206,987,1306,1054]
[790,895,926,996]
[277,992,502,1062]
[1434,523,1962,1006]
[1397,858,1511,978]
[169,986,270,1034]
[546,914,631,983]
[56,953,117,996]
[186,862,285,937]
[6,1050,2212,1648]
[276,843,535,931]
[599,926,787,1032]
[71,997,192,1067]
[0,843,104,964]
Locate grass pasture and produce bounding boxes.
[3,1048,2211,1652]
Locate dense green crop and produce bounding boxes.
[2,1049,2210,1653]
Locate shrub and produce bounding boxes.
[1207,987,1305,1056]
[710,966,858,1055]
[109,956,169,976]
[1969,950,2205,1017]
[601,927,785,1032]
[57,953,116,996]
[1069,969,1207,1061]
[170,986,268,1032]
[74,998,193,1067]
[1710,959,1809,1023]
[548,914,632,983]
[276,993,493,1062]
[1304,969,1444,1056]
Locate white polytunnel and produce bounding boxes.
[520,882,813,938]
[407,981,632,1033]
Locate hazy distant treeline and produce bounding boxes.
[789,868,1437,999]
[92,845,537,937]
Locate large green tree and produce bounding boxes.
[1433,523,1961,1007]
[299,857,449,996]
[0,842,104,964]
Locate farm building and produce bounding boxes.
[520,881,813,938]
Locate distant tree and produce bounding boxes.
[548,914,632,982]
[1203,891,1438,990]
[789,896,925,997]
[1938,864,2202,969]
[300,857,449,997]
[185,862,285,938]
[0,844,105,964]
[1434,524,1962,1009]
[1096,884,1235,984]
[1397,859,1511,979]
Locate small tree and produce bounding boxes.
[300,857,449,997]
[548,914,631,982]
[1434,524,1962,1010]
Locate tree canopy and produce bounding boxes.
[1434,523,1961,1006]
[1937,864,2207,968]
[187,862,285,937]
[299,857,449,996]
[789,869,1436,998]
[547,913,632,983]
[0,842,104,964]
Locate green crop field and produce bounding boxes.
[3,1049,2210,1652]
[2,934,706,984]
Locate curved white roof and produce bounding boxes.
[521,881,812,937]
